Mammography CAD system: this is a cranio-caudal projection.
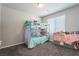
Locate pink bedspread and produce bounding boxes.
[54,33,79,45]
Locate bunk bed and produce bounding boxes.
[24,20,49,48]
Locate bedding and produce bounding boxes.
[53,32,79,49]
[28,36,48,48]
[54,32,79,44]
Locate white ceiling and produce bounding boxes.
[1,3,78,17]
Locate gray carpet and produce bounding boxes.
[0,42,79,56]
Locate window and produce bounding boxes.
[47,15,65,34]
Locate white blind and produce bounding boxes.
[47,15,65,34]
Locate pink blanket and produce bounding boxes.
[54,33,79,45]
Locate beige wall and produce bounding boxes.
[42,5,79,32]
[1,5,41,49]
[0,4,1,42]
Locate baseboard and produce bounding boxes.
[0,42,24,50]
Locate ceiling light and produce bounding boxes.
[37,3,43,8]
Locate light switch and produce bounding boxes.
[0,41,2,46]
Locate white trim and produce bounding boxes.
[0,42,24,50]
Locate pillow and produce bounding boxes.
[70,32,74,34]
[75,31,79,34]
[40,29,46,36]
[37,31,41,36]
[65,32,70,35]
[61,32,65,35]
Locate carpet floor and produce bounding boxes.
[0,42,79,56]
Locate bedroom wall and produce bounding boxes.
[0,4,2,45]
[42,4,79,32]
[1,5,41,49]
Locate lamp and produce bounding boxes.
[37,3,43,8]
